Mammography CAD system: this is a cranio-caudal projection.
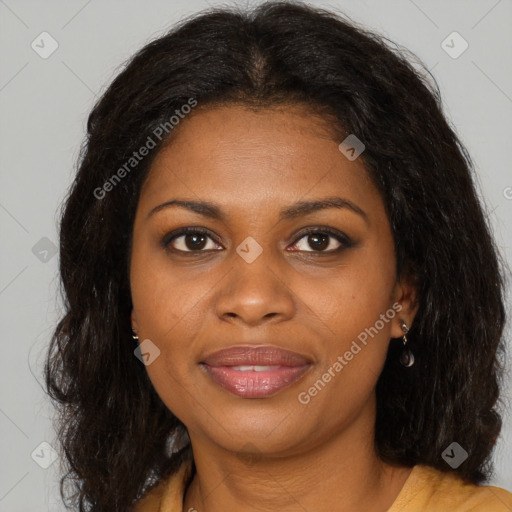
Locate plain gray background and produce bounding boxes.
[1,0,511,510]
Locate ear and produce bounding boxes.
[390,273,419,339]
[131,309,139,334]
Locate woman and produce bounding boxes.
[45,2,512,511]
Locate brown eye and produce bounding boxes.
[163,228,222,252]
[289,228,353,253]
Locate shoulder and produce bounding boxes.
[131,459,194,512]
[131,477,169,512]
[389,464,512,512]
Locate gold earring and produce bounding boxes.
[399,320,414,367]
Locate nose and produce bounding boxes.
[214,252,295,327]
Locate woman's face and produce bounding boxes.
[130,105,416,457]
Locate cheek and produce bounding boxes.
[130,243,217,403]
[297,260,397,424]
[303,237,397,393]
[130,240,206,334]
[312,242,395,334]
[130,246,185,357]
[130,259,203,420]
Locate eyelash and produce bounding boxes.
[161,226,354,255]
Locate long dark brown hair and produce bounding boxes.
[45,2,508,510]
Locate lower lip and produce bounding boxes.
[201,364,311,398]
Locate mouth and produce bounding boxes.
[200,345,312,398]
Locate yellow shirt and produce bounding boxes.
[133,460,512,512]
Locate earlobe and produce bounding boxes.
[391,276,419,339]
[130,309,139,334]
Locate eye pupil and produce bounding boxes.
[309,233,329,251]
[186,233,207,250]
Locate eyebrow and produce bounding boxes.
[146,196,368,223]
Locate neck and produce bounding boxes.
[182,395,412,512]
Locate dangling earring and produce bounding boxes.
[399,320,414,367]
[131,328,139,346]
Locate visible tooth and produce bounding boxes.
[253,365,274,372]
[231,365,277,371]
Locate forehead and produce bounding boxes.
[138,105,382,219]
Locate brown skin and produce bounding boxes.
[130,105,418,512]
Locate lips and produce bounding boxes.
[200,346,312,398]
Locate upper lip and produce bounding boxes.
[201,345,312,367]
